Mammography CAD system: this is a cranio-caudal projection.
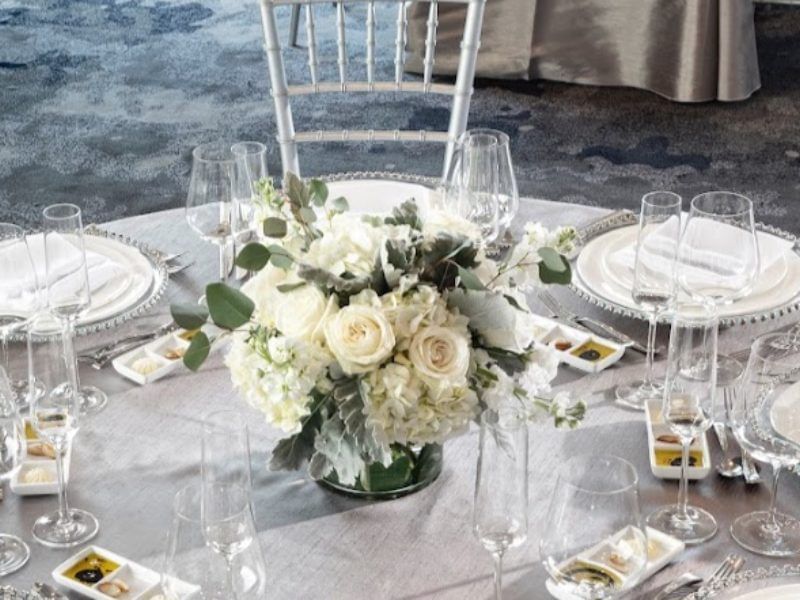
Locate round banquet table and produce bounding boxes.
[3,197,800,599]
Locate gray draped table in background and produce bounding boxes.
[3,198,799,599]
[407,0,761,102]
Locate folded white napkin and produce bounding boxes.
[610,217,791,284]
[0,233,128,309]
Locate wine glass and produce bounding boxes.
[458,129,518,236]
[30,324,99,547]
[187,143,236,283]
[0,223,44,408]
[201,410,258,599]
[616,192,682,410]
[43,203,107,415]
[677,191,760,382]
[443,131,501,244]
[729,333,800,556]
[162,484,266,600]
[231,142,268,247]
[541,455,647,600]
[473,407,528,600]
[646,306,718,545]
[0,367,31,575]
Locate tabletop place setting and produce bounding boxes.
[3,2,800,598]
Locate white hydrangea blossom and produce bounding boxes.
[226,333,332,434]
[362,361,479,445]
[304,213,383,277]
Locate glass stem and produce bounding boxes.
[491,551,504,600]
[677,439,691,521]
[766,465,783,534]
[55,444,71,526]
[61,317,81,398]
[644,309,658,387]
[218,241,232,283]
[225,555,239,600]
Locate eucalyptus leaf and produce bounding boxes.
[456,266,487,291]
[309,179,328,205]
[183,331,211,371]
[206,283,255,329]
[267,245,293,270]
[170,303,209,331]
[503,294,526,311]
[285,172,309,208]
[538,247,572,285]
[299,207,317,224]
[262,217,287,238]
[276,281,307,293]
[330,196,349,213]
[234,242,271,271]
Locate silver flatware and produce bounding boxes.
[538,290,650,355]
[741,449,762,484]
[715,386,744,478]
[32,583,69,600]
[79,322,177,360]
[654,554,742,600]
[167,261,194,275]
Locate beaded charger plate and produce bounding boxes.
[570,210,800,327]
[687,565,800,599]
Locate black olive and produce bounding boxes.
[578,349,602,361]
[670,456,697,467]
[75,568,104,583]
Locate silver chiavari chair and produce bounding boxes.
[258,0,487,179]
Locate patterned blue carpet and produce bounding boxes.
[1,1,798,230]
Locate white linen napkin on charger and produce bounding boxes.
[0,233,129,311]
[610,217,792,284]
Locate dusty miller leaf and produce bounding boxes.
[297,264,371,297]
[335,378,391,467]
[308,414,364,486]
[384,199,422,230]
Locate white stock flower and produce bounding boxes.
[481,365,516,410]
[518,345,559,397]
[362,362,479,445]
[323,304,396,374]
[304,213,382,277]
[408,325,470,387]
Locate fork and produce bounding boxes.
[653,554,742,600]
[538,290,650,354]
[167,261,194,275]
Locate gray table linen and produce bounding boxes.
[3,199,798,598]
[407,0,761,102]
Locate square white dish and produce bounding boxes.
[532,316,627,373]
[546,527,685,599]
[52,545,195,600]
[10,419,71,496]
[646,399,711,480]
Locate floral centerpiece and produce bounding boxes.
[172,175,585,496]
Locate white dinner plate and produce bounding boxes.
[325,179,435,216]
[730,584,800,600]
[770,380,800,446]
[30,235,155,334]
[576,225,800,320]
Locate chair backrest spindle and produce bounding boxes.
[259,0,486,179]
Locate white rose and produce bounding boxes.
[274,285,338,344]
[408,325,470,386]
[241,264,295,328]
[324,304,396,374]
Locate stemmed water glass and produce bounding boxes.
[201,410,261,599]
[162,484,267,600]
[43,203,108,415]
[473,407,528,600]
[187,143,236,283]
[30,325,99,547]
[729,333,800,556]
[677,191,760,382]
[0,223,44,408]
[443,131,501,244]
[0,367,30,575]
[646,306,718,544]
[616,192,682,410]
[541,455,647,600]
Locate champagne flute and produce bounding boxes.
[729,333,800,556]
[444,132,501,245]
[0,367,30,575]
[541,455,647,600]
[0,223,44,408]
[30,324,99,547]
[187,143,236,283]
[473,407,528,600]
[616,192,681,410]
[646,306,718,544]
[43,203,108,415]
[231,142,268,246]
[201,410,259,599]
[677,191,760,382]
